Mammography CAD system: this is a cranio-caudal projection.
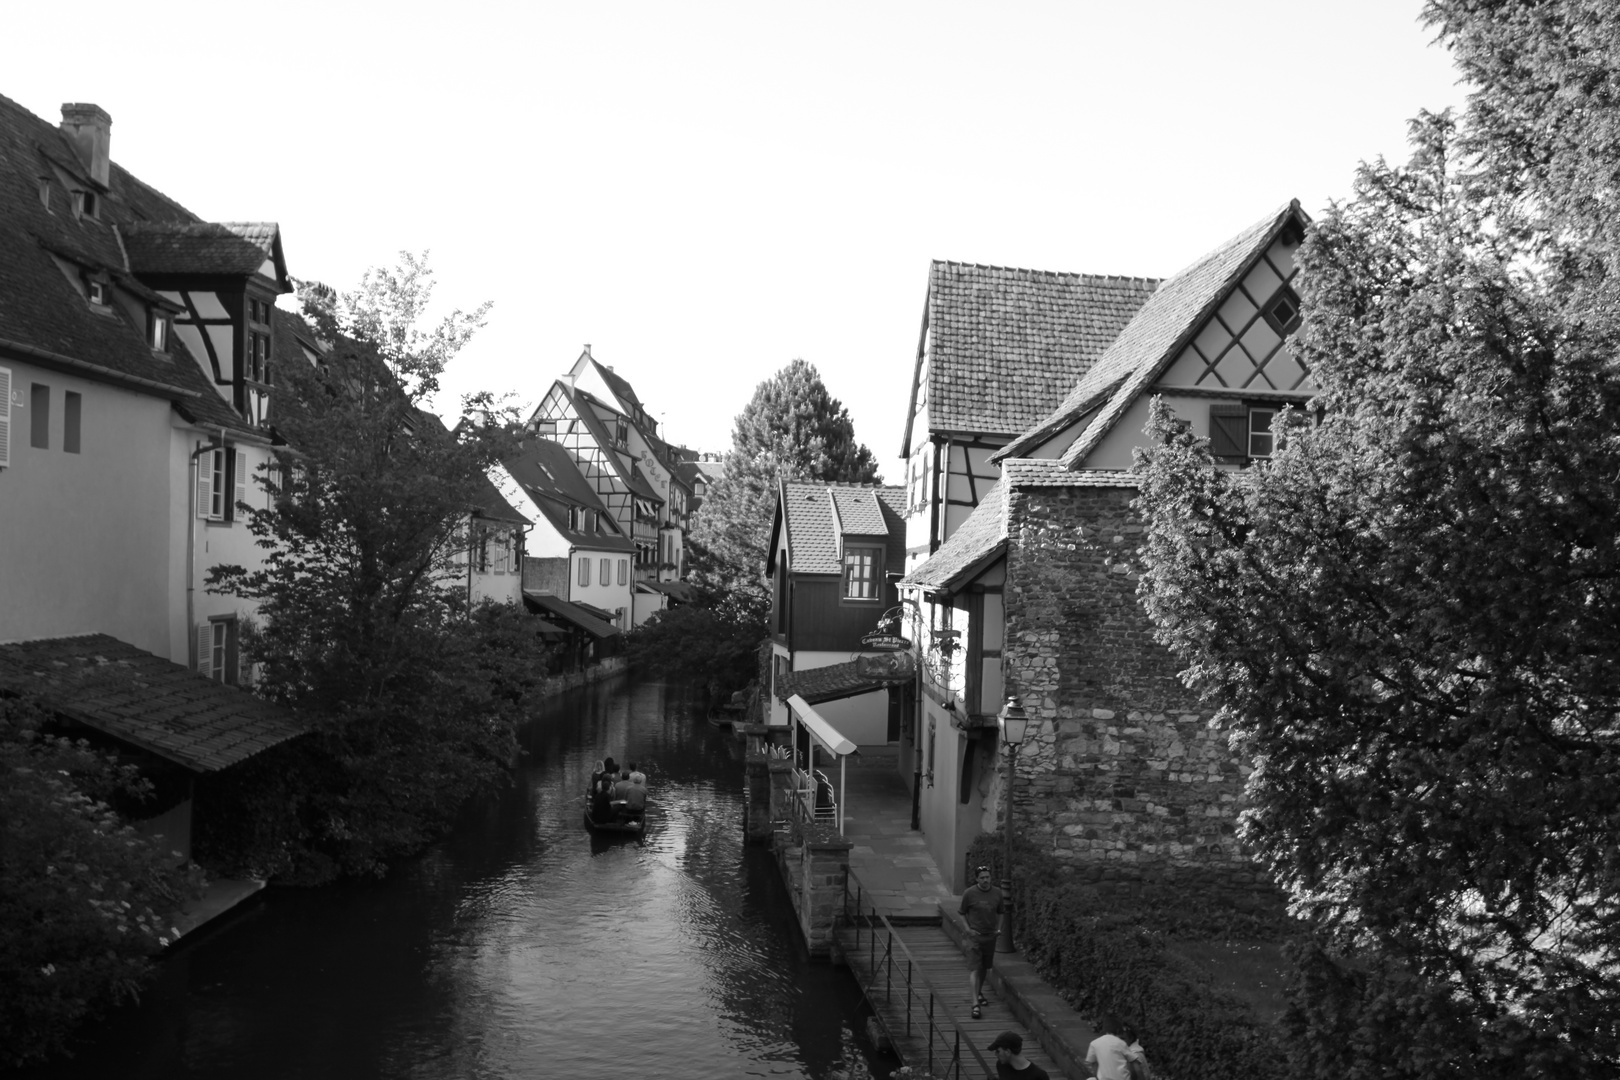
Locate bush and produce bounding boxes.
[967,832,1289,1080]
[0,695,204,1066]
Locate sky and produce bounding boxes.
[10,1,1469,479]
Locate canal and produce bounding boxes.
[29,676,885,1079]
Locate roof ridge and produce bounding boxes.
[932,258,1162,287]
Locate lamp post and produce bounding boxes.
[997,695,1029,953]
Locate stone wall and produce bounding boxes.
[1001,484,1259,895]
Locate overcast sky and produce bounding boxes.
[12,1,1468,477]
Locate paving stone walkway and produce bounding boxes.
[835,751,1098,1079]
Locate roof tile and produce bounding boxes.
[923,262,1158,436]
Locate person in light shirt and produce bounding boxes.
[1085,1014,1142,1080]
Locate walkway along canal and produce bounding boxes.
[19,676,891,1080]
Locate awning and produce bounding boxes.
[573,600,617,623]
[521,591,621,638]
[0,634,308,773]
[785,694,856,833]
[529,617,567,635]
[777,660,900,706]
[640,580,694,601]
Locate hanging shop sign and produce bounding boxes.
[860,632,912,651]
[855,651,917,682]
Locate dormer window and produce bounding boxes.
[615,419,628,448]
[71,190,98,221]
[149,311,169,351]
[85,278,107,306]
[37,177,50,211]
[843,545,883,601]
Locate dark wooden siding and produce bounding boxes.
[790,575,897,652]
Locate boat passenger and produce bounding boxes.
[589,760,613,820]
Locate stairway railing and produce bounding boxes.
[840,868,995,1080]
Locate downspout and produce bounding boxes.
[930,434,945,554]
[186,428,226,668]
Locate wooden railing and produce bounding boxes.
[841,868,995,1080]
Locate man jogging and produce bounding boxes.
[958,864,1002,1019]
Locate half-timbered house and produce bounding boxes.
[900,201,1313,895]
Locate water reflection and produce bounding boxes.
[23,677,877,1080]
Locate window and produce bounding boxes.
[617,559,627,585]
[85,278,106,306]
[578,556,590,586]
[1248,407,1278,458]
[1209,402,1281,464]
[149,311,169,351]
[615,419,628,448]
[63,392,81,454]
[599,558,610,586]
[30,384,49,449]
[0,366,11,468]
[568,507,580,530]
[475,532,489,573]
[196,445,248,521]
[1261,284,1303,336]
[196,618,240,684]
[843,545,882,601]
[37,176,49,210]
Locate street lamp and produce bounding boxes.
[997,695,1029,953]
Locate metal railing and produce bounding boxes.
[841,868,996,1080]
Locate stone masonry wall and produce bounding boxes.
[1001,484,1270,903]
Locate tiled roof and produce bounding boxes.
[503,439,635,553]
[830,487,889,535]
[776,660,894,705]
[591,358,644,411]
[901,481,1008,592]
[0,94,282,440]
[915,261,1158,441]
[123,221,281,279]
[0,634,308,773]
[779,481,905,575]
[0,96,197,395]
[998,202,1305,466]
[1003,459,1139,488]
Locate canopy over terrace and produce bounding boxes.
[784,693,857,833]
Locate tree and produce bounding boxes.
[0,695,203,1066]
[1135,68,1620,1080]
[630,360,880,690]
[208,254,538,880]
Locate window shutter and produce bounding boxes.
[618,559,627,586]
[196,623,213,675]
[0,366,11,468]
[233,449,248,517]
[196,450,213,519]
[224,622,239,686]
[1209,403,1249,463]
[600,558,610,586]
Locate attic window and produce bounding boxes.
[72,190,98,220]
[85,278,107,306]
[37,177,50,210]
[149,311,169,351]
[1261,285,1303,336]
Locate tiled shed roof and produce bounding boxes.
[913,262,1158,444]
[776,661,894,705]
[901,482,1008,592]
[0,635,308,773]
[778,481,905,575]
[1004,460,1139,489]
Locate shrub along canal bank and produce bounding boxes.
[15,675,891,1080]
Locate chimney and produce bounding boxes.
[60,103,111,187]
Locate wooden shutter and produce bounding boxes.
[233,449,248,518]
[196,623,213,676]
[196,450,213,519]
[0,366,10,468]
[224,622,239,685]
[600,558,610,586]
[1209,403,1249,463]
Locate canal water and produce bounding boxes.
[29,677,884,1079]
